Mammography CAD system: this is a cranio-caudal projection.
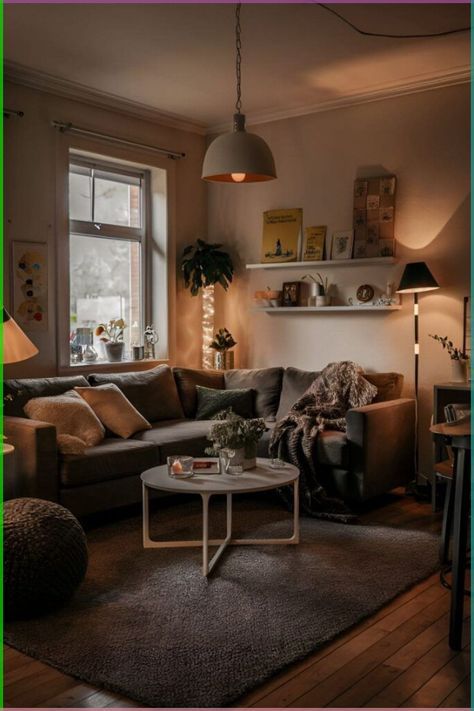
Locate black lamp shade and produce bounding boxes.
[396,262,440,294]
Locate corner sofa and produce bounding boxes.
[4,365,415,517]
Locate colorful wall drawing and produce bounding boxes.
[12,241,48,331]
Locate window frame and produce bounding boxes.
[68,155,150,365]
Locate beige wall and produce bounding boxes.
[208,83,470,476]
[4,81,207,378]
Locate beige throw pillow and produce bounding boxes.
[24,394,105,447]
[75,384,152,439]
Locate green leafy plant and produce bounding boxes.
[209,328,237,353]
[429,334,466,361]
[205,410,266,454]
[181,239,234,296]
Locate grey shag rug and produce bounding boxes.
[5,496,439,707]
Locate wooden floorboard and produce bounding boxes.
[4,489,470,708]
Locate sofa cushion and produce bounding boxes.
[173,368,225,418]
[88,365,184,423]
[276,367,319,419]
[4,376,89,417]
[132,419,214,461]
[224,368,284,419]
[365,373,403,402]
[60,438,158,488]
[75,384,152,438]
[195,385,255,420]
[24,393,105,448]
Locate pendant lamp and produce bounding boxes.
[202,4,277,183]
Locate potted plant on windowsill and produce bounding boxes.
[209,328,237,370]
[95,319,127,362]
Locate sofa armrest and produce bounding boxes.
[346,398,416,499]
[4,416,59,501]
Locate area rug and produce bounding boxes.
[5,496,439,707]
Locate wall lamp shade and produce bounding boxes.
[396,262,440,294]
[202,114,277,183]
[3,308,39,364]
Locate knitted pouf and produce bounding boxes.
[4,498,88,620]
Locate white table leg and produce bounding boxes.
[202,493,210,576]
[142,482,150,547]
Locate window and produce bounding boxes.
[68,159,147,364]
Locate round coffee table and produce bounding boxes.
[141,458,300,576]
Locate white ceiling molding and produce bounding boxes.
[4,60,469,137]
[209,65,471,135]
[4,61,207,136]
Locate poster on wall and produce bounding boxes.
[12,241,48,331]
[261,208,302,263]
[353,174,397,258]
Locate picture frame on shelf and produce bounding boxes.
[282,281,301,307]
[261,208,302,264]
[302,225,326,261]
[331,230,354,260]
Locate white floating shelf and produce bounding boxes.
[252,305,402,313]
[246,257,397,270]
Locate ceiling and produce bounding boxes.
[4,3,470,132]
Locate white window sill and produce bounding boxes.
[58,358,169,377]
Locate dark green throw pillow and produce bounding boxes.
[195,385,255,420]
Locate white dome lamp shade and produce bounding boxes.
[3,308,39,364]
[202,5,277,184]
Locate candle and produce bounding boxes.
[172,460,183,475]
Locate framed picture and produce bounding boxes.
[331,230,354,260]
[12,241,48,331]
[282,281,301,307]
[302,225,326,261]
[261,208,302,264]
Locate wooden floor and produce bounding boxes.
[4,489,470,708]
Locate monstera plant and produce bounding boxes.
[181,240,234,369]
[181,239,234,296]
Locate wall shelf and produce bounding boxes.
[246,257,397,270]
[252,305,402,313]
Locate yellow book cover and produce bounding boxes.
[302,226,327,261]
[261,208,302,263]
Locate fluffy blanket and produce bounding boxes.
[269,361,377,523]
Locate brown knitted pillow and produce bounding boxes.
[24,394,105,447]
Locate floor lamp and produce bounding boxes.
[396,262,440,484]
[3,308,39,364]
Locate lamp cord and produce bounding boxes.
[235,3,242,114]
[317,3,470,39]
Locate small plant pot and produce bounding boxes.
[214,350,234,370]
[105,341,125,362]
[451,358,469,382]
[232,443,257,470]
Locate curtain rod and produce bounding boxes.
[4,108,24,118]
[51,121,186,160]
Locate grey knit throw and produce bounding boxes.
[270,361,377,523]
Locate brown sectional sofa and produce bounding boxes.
[4,365,416,516]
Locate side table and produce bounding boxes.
[432,382,470,510]
[430,420,470,650]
